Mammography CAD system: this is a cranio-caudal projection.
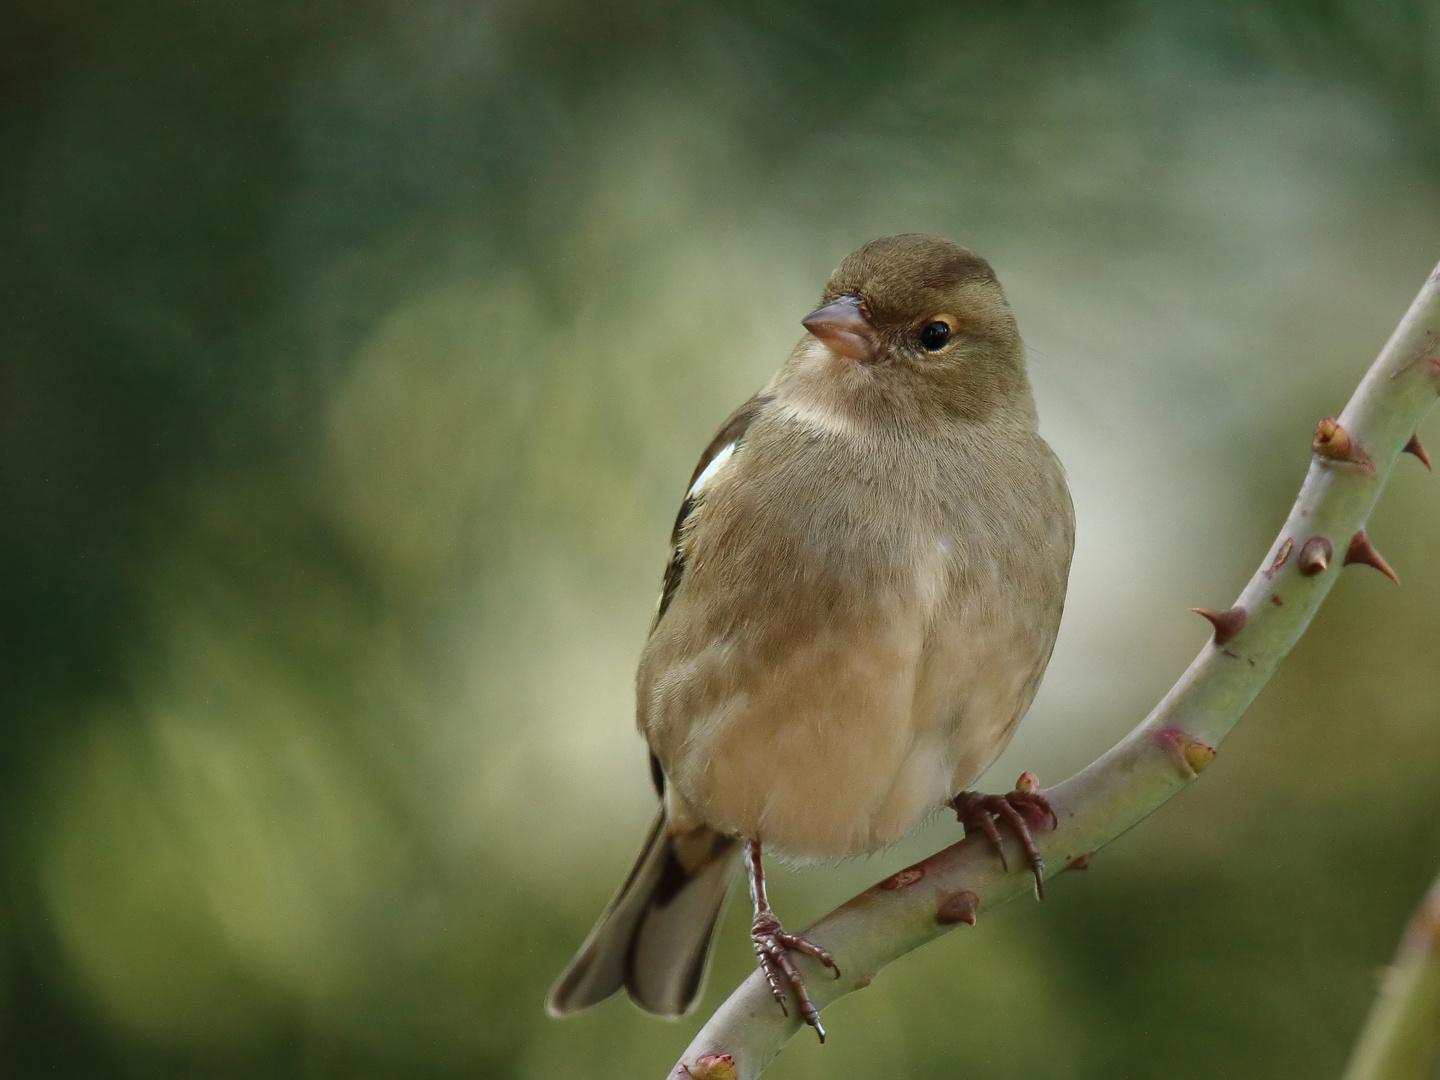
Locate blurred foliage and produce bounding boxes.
[2,1,1440,1077]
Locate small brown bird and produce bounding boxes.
[546,234,1074,1040]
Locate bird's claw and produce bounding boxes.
[951,777,1057,899]
[750,910,840,1042]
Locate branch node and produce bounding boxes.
[876,867,924,891]
[1155,727,1217,776]
[1344,530,1400,584]
[1314,417,1375,471]
[1266,537,1294,575]
[1184,741,1217,774]
[681,1054,737,1080]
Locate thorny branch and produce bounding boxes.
[1342,871,1440,1080]
[670,261,1440,1080]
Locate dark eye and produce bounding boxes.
[918,321,952,351]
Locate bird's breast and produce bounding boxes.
[638,423,1071,859]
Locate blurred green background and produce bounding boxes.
[3,2,1440,1077]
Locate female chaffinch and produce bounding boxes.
[547,234,1074,1040]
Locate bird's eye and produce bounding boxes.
[918,320,952,352]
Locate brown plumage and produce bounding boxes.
[547,234,1075,1037]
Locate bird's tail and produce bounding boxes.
[546,811,739,1018]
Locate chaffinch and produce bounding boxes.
[547,234,1074,1040]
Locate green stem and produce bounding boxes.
[1342,873,1440,1080]
[669,261,1440,1080]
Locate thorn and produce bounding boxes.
[683,1054,737,1080]
[1191,605,1246,645]
[1066,853,1091,871]
[936,890,980,926]
[1266,537,1294,575]
[1155,727,1217,776]
[1298,536,1332,576]
[1344,530,1400,584]
[1015,771,1039,794]
[1312,417,1374,471]
[1404,434,1432,470]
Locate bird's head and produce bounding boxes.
[792,234,1029,426]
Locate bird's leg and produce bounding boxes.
[950,771,1058,899]
[745,839,840,1043]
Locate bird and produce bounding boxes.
[545,233,1074,1041]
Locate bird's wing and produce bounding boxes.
[651,392,769,631]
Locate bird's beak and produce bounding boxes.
[802,295,879,363]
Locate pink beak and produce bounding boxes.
[802,295,878,363]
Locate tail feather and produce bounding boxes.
[546,811,739,1018]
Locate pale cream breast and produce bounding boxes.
[637,399,1073,860]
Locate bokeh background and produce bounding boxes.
[4,2,1440,1077]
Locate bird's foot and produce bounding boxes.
[750,910,840,1042]
[951,772,1057,899]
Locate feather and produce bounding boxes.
[545,811,739,1018]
